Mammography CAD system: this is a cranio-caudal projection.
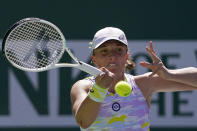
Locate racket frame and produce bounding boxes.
[2,18,102,76]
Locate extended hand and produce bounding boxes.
[139,41,169,79]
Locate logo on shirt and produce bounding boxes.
[112,102,121,112]
[90,89,94,93]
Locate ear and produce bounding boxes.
[126,53,129,59]
[91,56,100,67]
[91,56,96,64]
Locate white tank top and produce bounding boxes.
[81,73,150,131]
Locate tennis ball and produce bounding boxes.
[115,81,132,97]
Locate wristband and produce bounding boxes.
[88,83,108,103]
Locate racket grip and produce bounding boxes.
[78,61,102,76]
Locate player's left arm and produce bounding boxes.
[140,41,197,88]
[165,67,197,87]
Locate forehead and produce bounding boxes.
[97,40,127,49]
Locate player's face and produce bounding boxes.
[92,40,128,75]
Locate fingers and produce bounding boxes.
[99,67,113,77]
[97,67,108,80]
[146,41,162,64]
[139,61,152,69]
[149,68,160,77]
[140,61,162,70]
[141,41,168,78]
[148,63,163,77]
[95,67,115,88]
[140,61,163,77]
[149,41,156,54]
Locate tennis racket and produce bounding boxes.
[2,18,102,76]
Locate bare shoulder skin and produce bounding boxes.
[134,69,197,108]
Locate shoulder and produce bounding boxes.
[71,78,93,95]
[133,72,151,83]
[70,78,93,106]
[133,73,156,107]
[133,72,156,97]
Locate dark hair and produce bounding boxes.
[125,56,135,72]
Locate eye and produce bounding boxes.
[100,49,108,55]
[116,47,123,53]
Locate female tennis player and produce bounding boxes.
[70,27,197,131]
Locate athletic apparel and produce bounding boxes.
[81,73,150,131]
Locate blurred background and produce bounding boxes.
[0,0,197,130]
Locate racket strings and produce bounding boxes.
[5,21,64,70]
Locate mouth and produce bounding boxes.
[106,63,121,73]
[110,63,116,66]
[108,63,117,68]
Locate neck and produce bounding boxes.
[115,72,125,81]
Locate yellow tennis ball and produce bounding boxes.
[115,81,132,97]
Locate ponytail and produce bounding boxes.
[125,57,135,72]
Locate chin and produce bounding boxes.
[106,66,124,74]
[109,68,120,74]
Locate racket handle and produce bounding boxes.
[78,61,102,76]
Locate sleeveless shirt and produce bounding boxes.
[80,73,150,131]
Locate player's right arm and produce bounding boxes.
[71,67,115,129]
[70,79,102,129]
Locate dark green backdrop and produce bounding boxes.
[1,0,197,40]
[1,0,197,130]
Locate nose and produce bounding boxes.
[108,51,117,61]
